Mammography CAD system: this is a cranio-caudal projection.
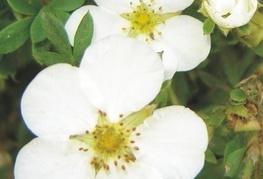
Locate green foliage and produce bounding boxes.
[50,0,85,11]
[229,88,247,105]
[73,12,94,64]
[205,149,217,164]
[0,17,33,54]
[37,10,74,65]
[224,148,246,177]
[0,55,16,76]
[7,0,42,15]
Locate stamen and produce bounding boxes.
[121,165,126,170]
[134,146,140,150]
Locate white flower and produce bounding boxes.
[202,0,258,29]
[65,0,211,80]
[14,36,208,179]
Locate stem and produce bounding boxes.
[168,83,179,105]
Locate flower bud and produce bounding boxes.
[201,0,258,29]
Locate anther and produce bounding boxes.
[103,164,110,170]
[130,140,135,143]
[119,114,123,118]
[83,148,89,152]
[79,147,83,151]
[85,130,89,133]
[136,132,141,136]
[121,165,126,170]
[114,161,118,166]
[134,146,140,150]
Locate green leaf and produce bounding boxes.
[33,50,71,66]
[7,0,41,15]
[30,11,46,43]
[224,148,246,177]
[40,11,74,63]
[51,0,85,11]
[203,18,215,35]
[74,12,94,65]
[205,149,217,164]
[0,17,33,54]
[209,106,226,127]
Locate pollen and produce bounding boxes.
[121,0,180,40]
[69,105,156,175]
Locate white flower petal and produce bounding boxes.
[95,0,194,13]
[95,0,134,13]
[15,138,94,179]
[160,15,211,71]
[79,35,164,122]
[136,106,208,179]
[65,5,127,45]
[96,162,163,179]
[21,64,98,137]
[149,41,179,80]
[151,0,194,12]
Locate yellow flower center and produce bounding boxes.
[96,127,124,153]
[121,0,180,41]
[70,105,156,175]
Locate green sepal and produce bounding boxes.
[203,18,215,35]
[0,17,33,54]
[73,12,94,65]
[7,0,41,15]
[226,105,251,118]
[120,104,156,130]
[235,118,261,132]
[229,88,247,105]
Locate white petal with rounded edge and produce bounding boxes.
[95,0,194,13]
[79,35,164,122]
[135,106,208,179]
[21,64,98,137]
[14,138,94,179]
[160,15,211,71]
[65,5,127,45]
